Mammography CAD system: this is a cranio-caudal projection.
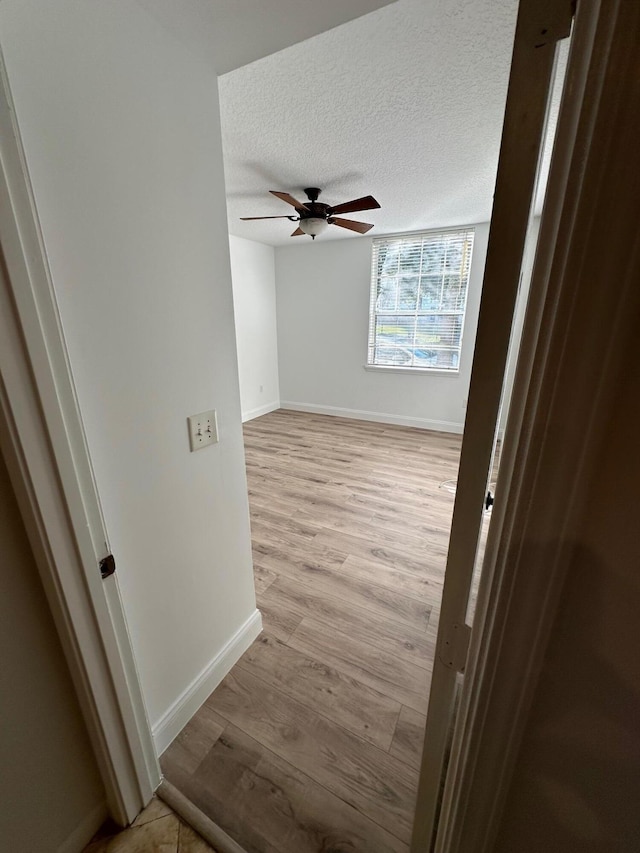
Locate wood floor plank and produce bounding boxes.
[341,554,444,607]
[326,468,453,502]
[183,725,285,853]
[368,513,452,553]
[249,507,322,541]
[257,594,305,642]
[192,724,409,853]
[311,528,442,579]
[160,704,227,787]
[290,617,431,714]
[255,549,430,632]
[286,498,377,527]
[249,476,353,507]
[292,509,444,555]
[259,575,434,668]
[252,539,346,571]
[250,519,323,556]
[205,668,418,843]
[370,457,459,482]
[346,486,454,518]
[238,632,402,750]
[247,750,410,853]
[346,490,456,534]
[253,563,279,596]
[390,706,427,771]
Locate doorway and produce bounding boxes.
[0,0,579,850]
[159,3,571,850]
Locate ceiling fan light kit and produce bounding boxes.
[240,186,380,239]
[298,217,328,238]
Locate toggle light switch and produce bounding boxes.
[187,410,218,451]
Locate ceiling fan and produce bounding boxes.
[241,187,381,239]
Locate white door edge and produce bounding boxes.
[0,50,159,824]
[410,1,574,848]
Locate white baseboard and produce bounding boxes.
[152,609,262,755]
[280,401,464,435]
[58,801,107,853]
[241,401,280,422]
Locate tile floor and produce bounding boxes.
[83,796,219,852]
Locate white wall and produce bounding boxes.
[275,223,489,433]
[0,0,258,742]
[0,453,106,852]
[229,235,280,420]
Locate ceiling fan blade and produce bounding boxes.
[240,215,297,220]
[329,217,374,234]
[327,195,380,215]
[270,190,310,211]
[291,227,305,236]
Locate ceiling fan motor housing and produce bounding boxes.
[300,188,332,222]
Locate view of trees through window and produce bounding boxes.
[368,229,475,370]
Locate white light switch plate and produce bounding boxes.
[187,410,218,451]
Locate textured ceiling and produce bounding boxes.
[136,0,396,74]
[220,0,524,247]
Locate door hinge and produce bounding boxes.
[438,622,472,673]
[100,554,116,580]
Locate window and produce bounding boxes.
[367,228,475,372]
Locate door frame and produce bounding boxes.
[0,51,159,825]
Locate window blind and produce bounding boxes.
[367,228,475,371]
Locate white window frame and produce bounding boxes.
[367,228,475,374]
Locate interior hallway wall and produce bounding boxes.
[0,452,105,852]
[0,0,258,746]
[274,223,489,433]
[229,235,280,420]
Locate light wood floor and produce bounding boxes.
[162,410,462,853]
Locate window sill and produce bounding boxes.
[363,364,460,377]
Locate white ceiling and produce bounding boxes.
[220,0,525,247]
[136,0,396,74]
